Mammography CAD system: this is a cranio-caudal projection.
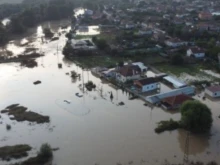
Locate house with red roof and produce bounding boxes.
[161,94,193,110]
[116,64,141,83]
[187,47,205,58]
[134,78,160,93]
[205,85,220,98]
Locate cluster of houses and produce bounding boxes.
[93,60,220,110]
[93,62,196,110]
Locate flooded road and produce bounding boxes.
[0,20,220,165]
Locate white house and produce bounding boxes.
[187,47,205,58]
[205,85,220,98]
[132,62,148,72]
[116,65,141,83]
[165,38,187,48]
[71,39,96,50]
[134,78,160,92]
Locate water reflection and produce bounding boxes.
[178,129,209,155]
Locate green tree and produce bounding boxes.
[0,23,8,45]
[180,101,213,133]
[171,54,184,65]
[38,143,53,159]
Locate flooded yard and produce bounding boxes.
[0,20,220,165]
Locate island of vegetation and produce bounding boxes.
[1,104,50,123]
[155,100,213,134]
[0,144,31,161]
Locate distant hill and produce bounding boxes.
[0,0,23,5]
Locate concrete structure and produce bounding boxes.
[116,65,141,83]
[146,86,195,104]
[187,47,205,58]
[205,86,220,98]
[134,78,160,93]
[163,76,186,88]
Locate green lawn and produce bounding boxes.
[154,64,201,76]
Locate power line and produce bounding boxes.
[183,131,190,165]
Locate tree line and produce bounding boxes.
[0,0,75,45]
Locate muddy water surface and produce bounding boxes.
[0,20,220,165]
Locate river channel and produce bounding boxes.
[0,19,220,165]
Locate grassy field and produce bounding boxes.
[154,64,200,76]
[71,56,127,68]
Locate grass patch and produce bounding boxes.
[0,145,31,161]
[155,119,180,134]
[1,104,49,124]
[71,56,127,68]
[155,63,200,76]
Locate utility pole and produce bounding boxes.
[183,131,190,165]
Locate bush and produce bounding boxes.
[85,81,96,91]
[6,124,11,130]
[38,143,53,159]
[155,119,180,133]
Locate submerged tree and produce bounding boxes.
[180,100,213,133]
[38,143,53,159]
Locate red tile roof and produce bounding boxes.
[118,65,141,77]
[189,47,205,54]
[162,94,193,106]
[206,85,220,93]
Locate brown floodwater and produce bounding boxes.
[0,20,220,165]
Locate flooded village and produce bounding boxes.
[1,0,220,165]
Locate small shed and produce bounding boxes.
[163,76,186,88]
[205,85,220,98]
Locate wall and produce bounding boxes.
[142,83,158,92]
[205,89,220,98]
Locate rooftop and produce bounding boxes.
[162,94,193,106]
[118,65,141,77]
[134,78,158,86]
[189,47,205,54]
[163,76,186,88]
[206,85,220,92]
